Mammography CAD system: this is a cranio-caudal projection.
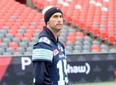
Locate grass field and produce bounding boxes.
[72,81,116,85]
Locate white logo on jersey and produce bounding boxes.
[38,37,50,44]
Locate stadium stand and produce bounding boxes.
[33,0,116,43]
[0,0,116,55]
[32,0,116,53]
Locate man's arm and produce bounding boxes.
[32,37,53,85]
[33,61,53,85]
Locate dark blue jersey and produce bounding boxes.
[32,26,68,85]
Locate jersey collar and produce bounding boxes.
[43,26,58,44]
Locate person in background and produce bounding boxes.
[32,6,69,85]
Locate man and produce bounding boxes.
[32,6,69,85]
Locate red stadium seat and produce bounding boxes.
[75,31,84,38]
[99,29,107,40]
[66,36,75,44]
[91,44,100,52]
[14,33,23,40]
[32,0,44,9]
[23,33,33,41]
[0,0,116,55]
[8,29,17,36]
[67,32,75,37]
[108,35,116,44]
[8,42,18,51]
[66,32,75,43]
[92,26,100,37]
[0,39,2,44]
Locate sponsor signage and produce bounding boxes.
[67,62,90,74]
[0,53,116,84]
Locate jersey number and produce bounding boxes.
[57,59,68,85]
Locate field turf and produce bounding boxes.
[72,81,116,85]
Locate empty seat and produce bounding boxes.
[29,41,36,47]
[26,28,35,34]
[84,36,92,42]
[74,45,82,51]
[92,40,100,45]
[73,49,81,54]
[83,40,91,46]
[100,29,108,40]
[75,31,84,38]
[82,49,90,53]
[91,44,100,52]
[109,48,116,53]
[26,46,33,52]
[32,37,38,43]
[0,43,8,49]
[0,48,5,55]
[24,31,33,37]
[33,32,39,38]
[2,38,12,43]
[0,34,5,39]
[75,37,83,43]
[17,29,25,34]
[100,44,109,51]
[2,26,10,30]
[6,47,15,53]
[8,29,17,35]
[92,26,100,37]
[0,29,7,34]
[30,22,37,26]
[8,42,18,51]
[59,36,66,42]
[74,41,82,47]
[21,38,30,43]
[5,34,14,39]
[65,50,72,54]
[16,47,26,53]
[100,49,109,53]
[68,28,76,32]
[19,26,27,29]
[34,29,41,34]
[18,42,28,48]
[12,38,21,43]
[0,39,2,44]
[108,35,116,44]
[14,33,23,40]
[83,45,91,51]
[60,31,67,36]
[13,52,23,56]
[3,52,13,55]
[67,32,75,37]
[65,45,73,52]
[1,0,115,55]
[66,41,74,47]
[23,51,32,56]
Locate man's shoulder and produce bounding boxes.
[33,36,53,49]
[32,37,53,62]
[38,37,51,45]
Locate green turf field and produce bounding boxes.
[72,81,116,85]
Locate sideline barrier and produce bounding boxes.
[0,53,116,85]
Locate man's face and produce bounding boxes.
[47,13,63,32]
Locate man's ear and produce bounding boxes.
[47,21,49,24]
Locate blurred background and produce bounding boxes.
[0,0,116,85]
